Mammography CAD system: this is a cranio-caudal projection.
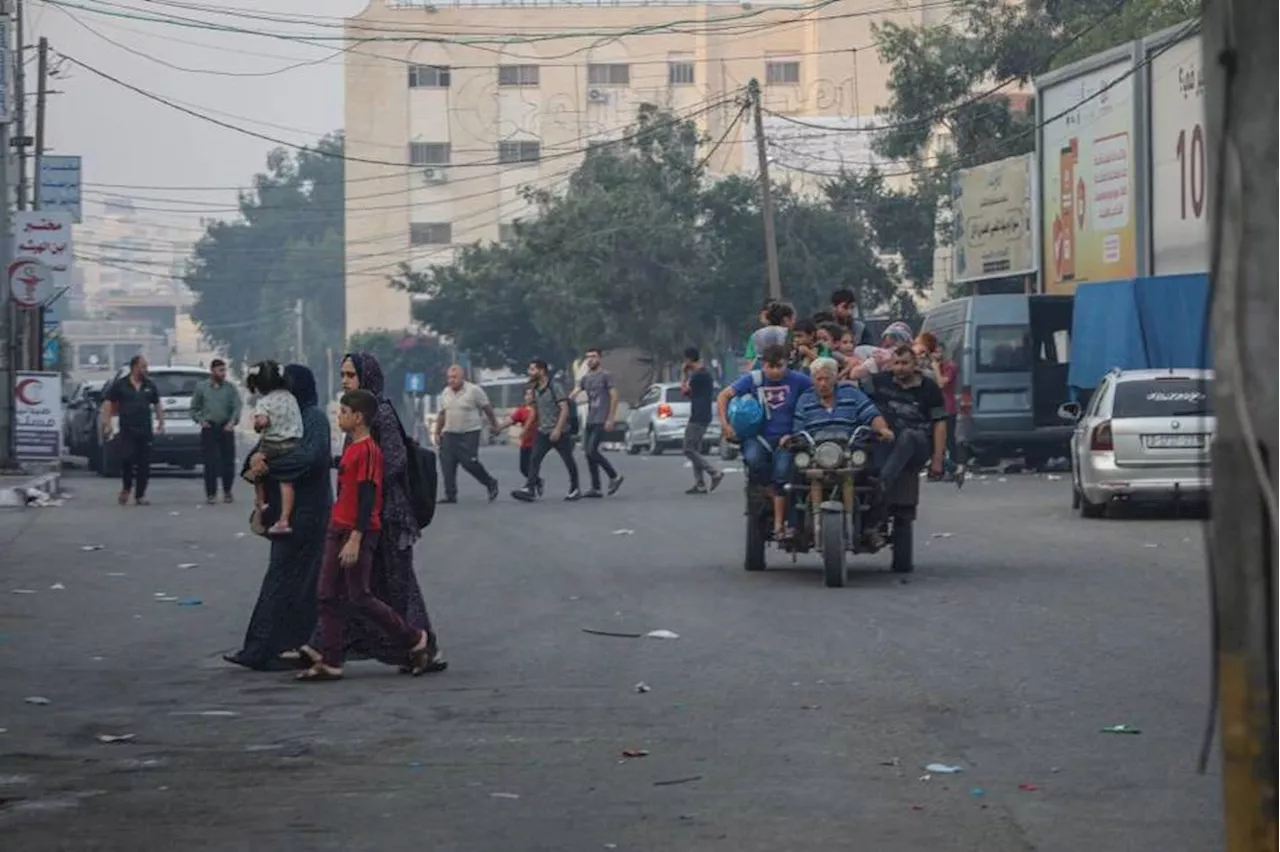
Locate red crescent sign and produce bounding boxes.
[15,377,42,406]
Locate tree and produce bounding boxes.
[184,134,345,371]
[346,329,454,399]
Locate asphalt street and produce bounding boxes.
[1,448,1222,851]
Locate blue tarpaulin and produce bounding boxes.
[1067,274,1212,393]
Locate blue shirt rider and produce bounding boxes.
[718,343,812,541]
[793,357,894,440]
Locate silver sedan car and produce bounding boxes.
[624,382,722,455]
[1059,368,1214,517]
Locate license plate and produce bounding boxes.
[1143,433,1204,449]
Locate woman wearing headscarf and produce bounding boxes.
[286,352,446,673]
[223,364,332,671]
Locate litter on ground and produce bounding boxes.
[1100,724,1142,734]
[924,763,963,774]
[24,696,51,705]
[645,629,680,639]
[97,734,136,744]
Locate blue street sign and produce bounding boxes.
[42,335,60,370]
[405,372,426,393]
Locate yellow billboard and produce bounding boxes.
[1040,59,1138,295]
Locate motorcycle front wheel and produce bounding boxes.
[821,511,847,588]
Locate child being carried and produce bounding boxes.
[243,360,304,536]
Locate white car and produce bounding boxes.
[624,382,722,455]
[1059,368,1214,517]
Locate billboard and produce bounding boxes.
[39,155,82,224]
[951,153,1035,283]
[14,371,63,461]
[1148,32,1207,275]
[1040,58,1138,295]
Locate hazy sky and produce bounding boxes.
[32,0,367,238]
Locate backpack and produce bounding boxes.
[387,406,438,529]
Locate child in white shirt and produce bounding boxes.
[243,360,304,536]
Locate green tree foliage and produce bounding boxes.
[184,134,345,371]
[345,329,454,398]
[393,106,895,370]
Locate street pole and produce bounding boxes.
[29,34,43,371]
[13,0,23,213]
[294,298,304,365]
[747,78,782,301]
[1203,1,1278,850]
[0,0,14,469]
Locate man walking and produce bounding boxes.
[680,347,723,495]
[434,365,501,503]
[101,354,164,506]
[191,358,242,505]
[512,359,581,502]
[576,347,623,498]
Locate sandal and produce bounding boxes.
[118,490,129,505]
[279,646,321,670]
[403,632,447,677]
[295,663,343,682]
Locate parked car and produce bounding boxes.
[63,379,107,467]
[623,382,722,455]
[921,293,1074,469]
[99,365,213,477]
[1058,368,1214,517]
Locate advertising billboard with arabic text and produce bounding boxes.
[1040,58,1138,295]
[951,153,1035,284]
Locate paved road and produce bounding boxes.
[1,449,1222,851]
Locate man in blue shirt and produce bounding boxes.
[718,343,812,539]
[794,357,894,439]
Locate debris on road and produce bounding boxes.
[49,583,65,590]
[878,758,900,767]
[80,545,104,552]
[1046,474,1063,481]
[11,589,37,595]
[177,599,203,607]
[621,748,649,758]
[96,734,136,744]
[924,763,963,774]
[645,629,679,640]
[634,682,651,693]
[23,696,51,705]
[653,776,703,787]
[801,704,820,711]
[176,563,199,570]
[106,572,127,577]
[611,529,635,536]
[929,532,953,539]
[1143,543,1159,548]
[1100,724,1142,734]
[169,511,181,517]
[970,787,986,798]
[1018,783,1040,792]
[155,596,179,603]
[489,792,521,800]
[582,628,644,638]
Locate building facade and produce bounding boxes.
[343,0,953,335]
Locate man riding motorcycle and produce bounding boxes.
[717,343,812,541]
[864,345,948,539]
[794,357,894,441]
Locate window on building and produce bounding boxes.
[408,64,450,89]
[498,140,541,164]
[408,142,451,166]
[498,64,540,87]
[498,222,518,243]
[668,59,695,86]
[410,222,453,245]
[587,63,630,86]
[765,60,801,86]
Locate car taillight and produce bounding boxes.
[1090,420,1114,451]
[959,386,973,415]
[656,403,673,418]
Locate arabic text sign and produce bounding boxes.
[1040,59,1138,295]
[39,155,82,223]
[951,153,1035,283]
[9,259,54,308]
[14,371,63,461]
[1149,33,1208,275]
[13,211,73,293]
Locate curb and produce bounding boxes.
[0,470,63,508]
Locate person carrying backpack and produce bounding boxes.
[717,344,813,540]
[511,359,582,502]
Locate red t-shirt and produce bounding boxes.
[511,406,537,449]
[331,436,383,532]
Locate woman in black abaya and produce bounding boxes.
[223,364,332,671]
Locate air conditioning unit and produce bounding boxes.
[586,88,610,104]
[423,167,449,184]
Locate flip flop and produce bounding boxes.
[295,664,343,682]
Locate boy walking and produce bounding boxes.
[298,389,432,682]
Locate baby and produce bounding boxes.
[243,360,304,536]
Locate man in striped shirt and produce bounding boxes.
[793,357,893,440]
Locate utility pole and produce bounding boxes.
[28,35,43,372]
[747,78,782,301]
[1203,1,1278,851]
[12,0,23,213]
[294,299,304,365]
[0,0,14,469]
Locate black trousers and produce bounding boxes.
[118,431,152,499]
[201,424,237,497]
[526,432,579,492]
[582,424,618,490]
[439,430,495,498]
[870,429,931,525]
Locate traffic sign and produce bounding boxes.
[405,372,426,393]
[8,259,54,307]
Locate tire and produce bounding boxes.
[821,512,847,588]
[626,436,642,455]
[890,514,915,573]
[647,429,663,456]
[745,491,768,572]
[1071,484,1082,509]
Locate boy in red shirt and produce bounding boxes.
[298,389,431,682]
[499,386,544,496]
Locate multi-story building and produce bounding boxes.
[343,0,954,335]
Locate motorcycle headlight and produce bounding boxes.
[850,448,868,468]
[814,442,844,469]
[794,451,812,470]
